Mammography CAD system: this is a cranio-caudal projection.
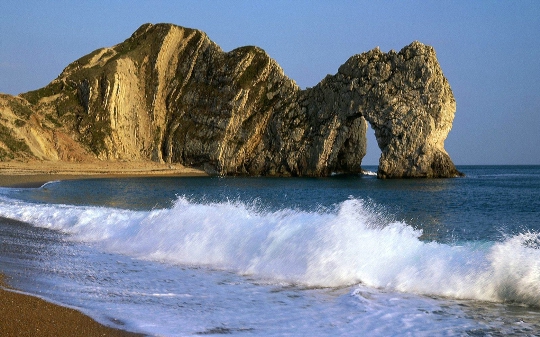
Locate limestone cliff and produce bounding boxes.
[0,94,93,162]
[0,23,462,178]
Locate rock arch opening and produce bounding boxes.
[363,124,381,168]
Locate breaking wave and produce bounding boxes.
[1,195,539,306]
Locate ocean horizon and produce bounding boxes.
[1,165,539,336]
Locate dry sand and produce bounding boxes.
[0,160,206,335]
[0,160,207,187]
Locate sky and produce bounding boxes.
[1,1,539,165]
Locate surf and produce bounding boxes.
[1,194,539,307]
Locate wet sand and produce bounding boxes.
[0,274,143,336]
[0,160,207,336]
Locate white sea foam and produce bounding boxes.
[40,180,61,188]
[1,195,539,306]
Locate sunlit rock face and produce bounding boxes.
[1,23,461,178]
[336,42,462,178]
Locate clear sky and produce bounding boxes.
[1,1,539,165]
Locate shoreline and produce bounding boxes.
[0,274,144,336]
[0,160,204,335]
[0,160,207,188]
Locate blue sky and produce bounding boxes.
[1,1,539,165]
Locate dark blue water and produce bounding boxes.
[7,165,540,244]
[1,165,539,336]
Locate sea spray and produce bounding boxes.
[1,195,540,306]
[487,232,540,304]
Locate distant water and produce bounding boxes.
[1,165,540,336]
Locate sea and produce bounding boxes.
[0,165,539,336]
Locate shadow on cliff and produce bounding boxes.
[1,23,463,178]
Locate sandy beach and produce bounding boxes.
[0,160,207,336]
[0,274,143,336]
[0,160,207,188]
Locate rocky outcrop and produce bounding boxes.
[1,23,462,178]
[0,94,93,162]
[335,44,461,178]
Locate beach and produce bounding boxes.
[0,275,143,336]
[1,165,540,335]
[0,160,206,188]
[0,160,206,336]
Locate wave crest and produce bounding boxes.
[1,196,539,306]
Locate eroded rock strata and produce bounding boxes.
[0,23,462,178]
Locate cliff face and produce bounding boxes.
[336,44,459,178]
[0,23,461,178]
